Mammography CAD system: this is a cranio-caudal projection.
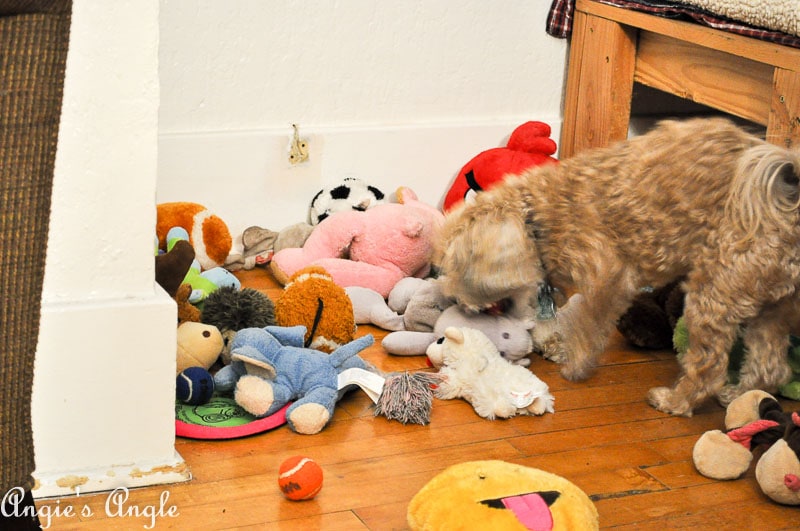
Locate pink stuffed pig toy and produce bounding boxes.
[270,188,444,298]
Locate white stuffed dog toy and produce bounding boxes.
[426,326,554,420]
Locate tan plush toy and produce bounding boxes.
[274,266,356,353]
[692,390,800,505]
[176,321,224,374]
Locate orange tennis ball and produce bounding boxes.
[278,456,324,501]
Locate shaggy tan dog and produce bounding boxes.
[435,118,800,416]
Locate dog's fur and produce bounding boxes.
[435,117,800,416]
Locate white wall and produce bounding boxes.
[28,0,568,497]
[158,0,568,240]
[31,0,188,497]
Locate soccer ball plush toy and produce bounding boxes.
[308,177,387,226]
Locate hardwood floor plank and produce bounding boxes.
[594,481,797,528]
[38,268,800,529]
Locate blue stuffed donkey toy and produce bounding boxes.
[214,325,374,434]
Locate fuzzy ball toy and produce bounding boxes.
[442,121,558,212]
[309,177,386,226]
[275,266,356,353]
[408,460,599,530]
[372,371,444,426]
[176,367,215,405]
[157,202,232,270]
[693,390,800,505]
[201,285,275,360]
[202,286,276,332]
[426,327,554,420]
[272,187,444,298]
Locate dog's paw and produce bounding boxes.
[534,332,567,363]
[560,354,596,381]
[647,386,694,417]
[716,384,744,407]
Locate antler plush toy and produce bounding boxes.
[692,390,800,505]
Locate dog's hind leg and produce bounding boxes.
[717,298,797,405]
[648,288,740,416]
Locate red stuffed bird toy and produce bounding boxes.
[443,121,558,212]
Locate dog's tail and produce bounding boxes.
[726,143,800,243]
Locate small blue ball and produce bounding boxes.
[176,367,215,405]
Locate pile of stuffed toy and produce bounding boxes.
[156,121,563,437]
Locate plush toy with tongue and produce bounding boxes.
[407,460,599,530]
[442,121,558,213]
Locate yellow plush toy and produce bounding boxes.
[156,202,232,270]
[274,266,356,353]
[408,460,599,530]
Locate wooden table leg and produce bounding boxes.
[560,10,638,159]
[768,68,800,149]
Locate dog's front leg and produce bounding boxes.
[531,294,575,365]
[548,265,640,381]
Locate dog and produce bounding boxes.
[434,117,800,417]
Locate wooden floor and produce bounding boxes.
[39,268,800,529]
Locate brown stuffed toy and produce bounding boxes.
[615,279,685,349]
[175,283,201,324]
[155,239,195,298]
[693,390,800,505]
[275,266,356,353]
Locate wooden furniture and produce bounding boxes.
[560,0,800,158]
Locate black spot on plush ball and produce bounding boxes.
[308,177,387,225]
[201,286,276,333]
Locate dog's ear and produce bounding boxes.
[774,154,800,204]
[435,211,541,309]
[727,144,800,240]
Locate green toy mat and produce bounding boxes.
[175,396,288,439]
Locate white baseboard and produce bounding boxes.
[32,451,190,499]
[158,118,562,246]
